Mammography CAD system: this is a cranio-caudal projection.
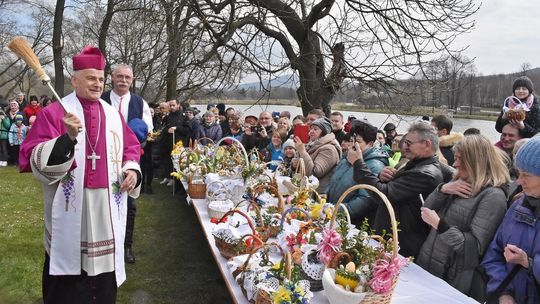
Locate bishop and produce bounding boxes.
[19,46,141,304]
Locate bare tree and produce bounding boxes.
[521,62,532,75]
[188,0,479,115]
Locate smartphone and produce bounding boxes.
[293,124,310,144]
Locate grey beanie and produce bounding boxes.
[311,117,332,136]
[282,139,295,150]
[515,137,540,176]
[513,76,534,94]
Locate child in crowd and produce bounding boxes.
[264,129,287,171]
[8,114,28,166]
[277,138,296,176]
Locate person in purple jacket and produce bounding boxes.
[482,137,540,304]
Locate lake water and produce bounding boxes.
[192,104,500,143]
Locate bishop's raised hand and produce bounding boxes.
[64,112,83,141]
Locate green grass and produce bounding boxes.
[0,166,231,303]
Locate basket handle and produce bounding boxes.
[239,242,285,276]
[238,233,264,253]
[327,251,353,269]
[279,207,310,231]
[195,137,215,146]
[206,180,232,200]
[330,184,398,260]
[247,201,265,228]
[217,209,258,237]
[214,137,249,168]
[295,157,306,178]
[252,183,284,213]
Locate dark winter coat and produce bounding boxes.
[196,122,222,145]
[353,156,444,258]
[159,111,191,154]
[495,95,540,138]
[416,185,507,298]
[241,125,274,153]
[482,195,540,304]
[438,132,464,166]
[327,147,389,225]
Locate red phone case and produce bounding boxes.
[294,125,310,143]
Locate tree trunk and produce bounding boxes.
[296,32,345,117]
[52,0,65,96]
[163,2,178,100]
[98,0,116,83]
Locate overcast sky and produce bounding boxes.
[454,0,540,75]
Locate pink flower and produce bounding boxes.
[369,257,408,294]
[286,233,297,251]
[317,228,342,265]
[286,195,294,204]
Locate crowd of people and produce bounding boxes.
[141,75,540,303]
[6,45,540,304]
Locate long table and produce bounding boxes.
[183,187,479,304]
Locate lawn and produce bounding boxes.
[0,166,231,303]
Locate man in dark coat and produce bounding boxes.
[348,122,443,258]
[241,111,275,152]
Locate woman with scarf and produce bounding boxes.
[495,76,540,138]
[292,116,341,193]
[417,134,510,301]
[482,137,540,304]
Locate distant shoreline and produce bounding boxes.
[190,99,498,122]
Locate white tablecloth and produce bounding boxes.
[183,183,478,304]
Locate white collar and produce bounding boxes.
[111,90,130,101]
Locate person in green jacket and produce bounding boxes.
[0,110,10,166]
[327,121,389,225]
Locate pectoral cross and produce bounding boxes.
[87,152,101,170]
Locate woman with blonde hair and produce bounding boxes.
[277,116,292,134]
[416,134,510,301]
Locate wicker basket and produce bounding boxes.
[206,180,234,218]
[235,243,290,304]
[323,184,400,304]
[214,209,262,259]
[188,180,207,199]
[283,157,306,193]
[247,202,280,242]
[251,183,284,211]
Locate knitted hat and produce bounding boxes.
[515,137,540,176]
[282,139,295,150]
[311,117,332,136]
[512,76,534,94]
[15,114,23,121]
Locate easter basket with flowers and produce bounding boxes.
[320,184,408,304]
[212,209,263,259]
[231,243,313,304]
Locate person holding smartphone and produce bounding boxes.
[292,116,341,193]
[327,121,389,226]
[416,135,509,301]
